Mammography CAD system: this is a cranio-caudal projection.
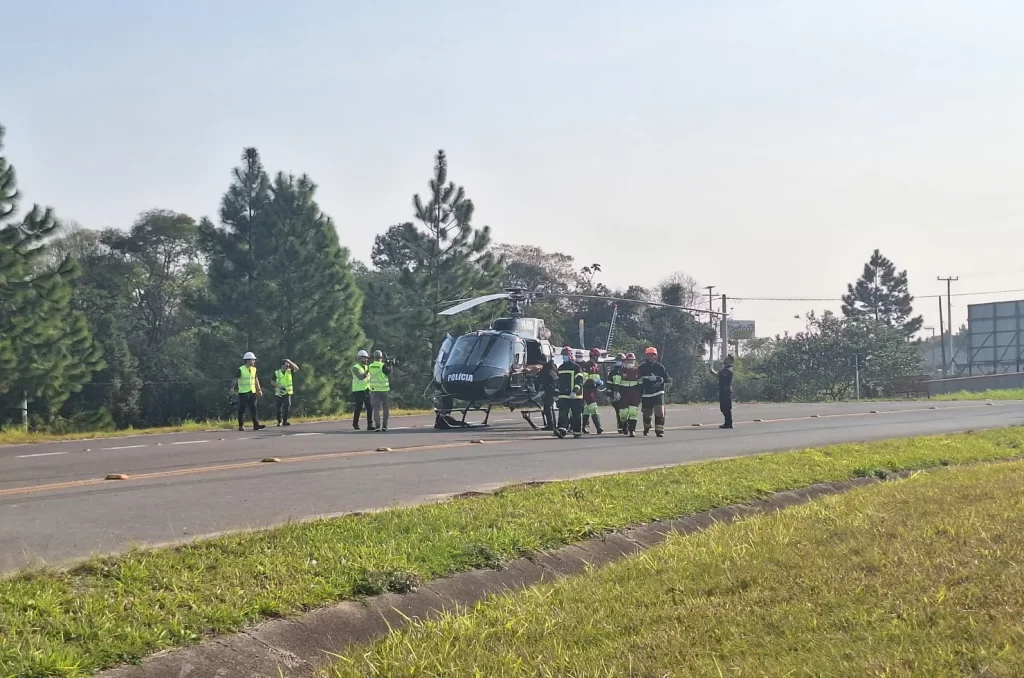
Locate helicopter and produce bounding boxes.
[427,287,726,430]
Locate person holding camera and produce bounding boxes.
[368,349,395,432]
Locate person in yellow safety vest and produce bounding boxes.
[272,358,300,427]
[367,349,393,432]
[351,349,373,430]
[236,351,266,432]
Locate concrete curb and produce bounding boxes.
[96,469,920,678]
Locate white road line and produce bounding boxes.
[17,451,68,458]
[290,432,322,437]
[103,444,148,451]
[171,440,210,446]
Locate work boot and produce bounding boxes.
[283,421,291,426]
[582,414,591,433]
[254,423,266,431]
[592,414,604,435]
[238,425,245,432]
[719,424,733,429]
[555,427,567,439]
[627,420,636,438]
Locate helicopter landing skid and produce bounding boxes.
[521,411,540,430]
[434,404,492,429]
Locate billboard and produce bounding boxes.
[727,320,756,340]
[965,300,1024,375]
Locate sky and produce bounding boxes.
[4,0,1024,339]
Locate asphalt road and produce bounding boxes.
[1,400,1021,573]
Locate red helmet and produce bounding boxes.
[645,347,658,356]
[589,348,601,358]
[624,352,636,361]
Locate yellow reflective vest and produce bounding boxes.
[351,362,370,392]
[274,369,293,396]
[368,361,390,392]
[238,365,257,394]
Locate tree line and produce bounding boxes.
[0,123,925,431]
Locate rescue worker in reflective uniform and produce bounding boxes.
[235,351,266,432]
[612,352,642,437]
[351,350,372,430]
[607,353,626,433]
[639,346,671,437]
[554,346,586,439]
[272,358,299,426]
[580,348,605,434]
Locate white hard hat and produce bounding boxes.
[243,351,257,361]
[357,350,369,358]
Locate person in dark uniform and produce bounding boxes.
[607,353,626,433]
[538,353,558,430]
[554,346,586,439]
[715,354,734,428]
[638,346,671,437]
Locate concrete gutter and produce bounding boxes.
[96,470,920,678]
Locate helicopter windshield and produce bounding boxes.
[445,334,514,370]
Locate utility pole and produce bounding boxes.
[924,325,936,375]
[705,285,716,362]
[937,276,958,375]
[938,297,947,378]
[720,293,729,360]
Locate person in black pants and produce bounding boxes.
[715,354,734,429]
[554,347,586,439]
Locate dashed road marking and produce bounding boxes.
[16,451,68,459]
[103,444,148,451]
[171,440,210,446]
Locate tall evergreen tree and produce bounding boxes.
[260,171,364,413]
[194,147,274,352]
[841,249,923,336]
[368,150,502,400]
[0,124,103,424]
[195,149,364,414]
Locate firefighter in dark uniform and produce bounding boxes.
[639,346,671,437]
[607,353,626,433]
[580,348,605,434]
[554,346,586,439]
[538,354,559,430]
[612,352,642,437]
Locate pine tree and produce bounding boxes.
[368,150,503,400]
[841,249,923,336]
[195,149,364,414]
[260,171,364,413]
[194,147,274,352]
[0,124,103,423]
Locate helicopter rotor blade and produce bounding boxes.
[438,292,511,316]
[557,293,726,317]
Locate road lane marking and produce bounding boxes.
[16,451,68,459]
[171,440,210,446]
[290,432,322,437]
[0,402,1010,498]
[103,444,148,451]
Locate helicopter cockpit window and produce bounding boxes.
[446,334,514,369]
[525,340,544,365]
[512,340,527,366]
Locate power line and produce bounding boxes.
[731,286,1024,303]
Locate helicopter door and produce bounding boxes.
[509,339,527,389]
[433,333,455,385]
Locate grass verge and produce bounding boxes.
[329,460,1024,677]
[933,387,1024,401]
[0,408,434,446]
[2,428,1024,677]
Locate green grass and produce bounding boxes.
[2,429,1024,677]
[0,409,434,446]
[933,388,1024,401]
[329,460,1024,677]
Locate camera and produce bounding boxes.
[386,357,400,367]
